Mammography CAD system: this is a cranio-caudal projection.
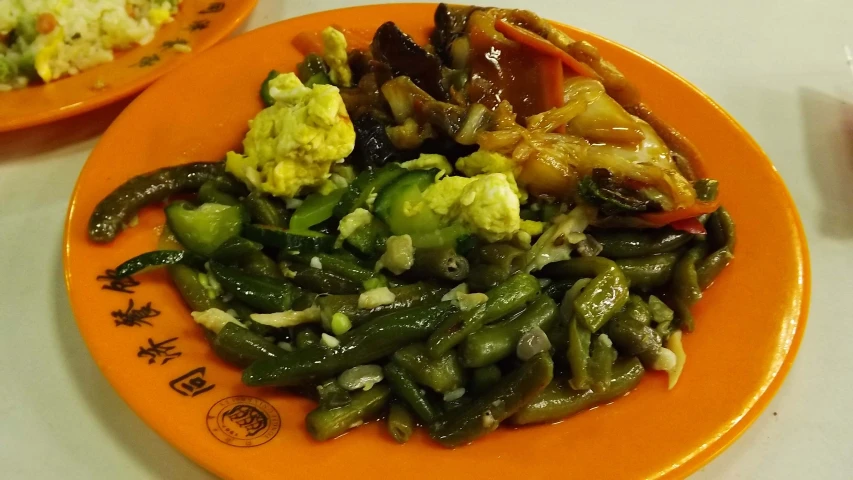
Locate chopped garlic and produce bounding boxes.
[191,308,244,334]
[358,287,396,309]
[666,330,687,390]
[249,307,321,328]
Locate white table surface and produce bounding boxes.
[2,0,852,478]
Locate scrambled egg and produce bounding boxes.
[401,153,454,177]
[321,27,351,87]
[421,172,522,242]
[226,72,356,198]
[456,151,527,202]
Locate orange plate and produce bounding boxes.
[63,4,810,479]
[0,0,258,132]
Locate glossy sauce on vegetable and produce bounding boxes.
[466,12,560,119]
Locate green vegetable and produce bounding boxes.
[296,53,329,83]
[89,162,225,243]
[427,272,541,359]
[168,264,228,312]
[243,191,289,227]
[242,224,335,253]
[114,250,206,278]
[198,180,241,206]
[468,365,502,394]
[647,295,674,324]
[165,201,242,256]
[260,70,279,107]
[466,243,525,290]
[621,294,652,326]
[374,169,442,235]
[408,224,470,250]
[335,163,405,218]
[288,262,361,294]
[283,252,378,285]
[316,378,352,409]
[384,363,440,423]
[461,295,558,368]
[614,253,680,291]
[211,236,263,262]
[588,334,617,393]
[540,257,630,332]
[305,384,391,441]
[345,219,390,257]
[290,189,346,231]
[209,261,299,313]
[210,322,287,367]
[510,358,645,425]
[567,316,593,390]
[295,328,320,349]
[410,246,470,282]
[387,402,416,444]
[330,312,352,336]
[239,251,283,279]
[429,353,553,448]
[316,283,446,328]
[594,228,692,258]
[393,343,465,393]
[243,302,453,386]
[672,245,706,305]
[697,207,735,289]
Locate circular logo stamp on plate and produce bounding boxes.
[207,396,281,447]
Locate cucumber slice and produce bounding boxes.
[243,224,335,252]
[374,169,442,235]
[334,163,405,218]
[165,201,243,256]
[409,224,471,249]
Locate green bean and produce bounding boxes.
[427,272,541,359]
[647,295,674,324]
[697,207,735,289]
[468,365,502,394]
[295,328,320,349]
[393,343,465,393]
[211,322,286,367]
[240,251,283,279]
[593,228,692,259]
[614,253,679,291]
[697,249,734,290]
[210,261,298,313]
[541,257,629,332]
[670,296,695,333]
[305,384,391,441]
[168,264,228,312]
[384,363,441,423]
[243,302,453,386]
[429,353,553,448]
[588,335,617,393]
[548,279,590,361]
[211,236,263,263]
[89,162,225,242]
[288,263,361,294]
[345,218,389,258]
[387,402,416,444]
[542,279,574,302]
[567,316,592,390]
[467,264,511,291]
[316,378,352,409]
[461,295,558,368]
[605,313,662,356]
[243,191,289,228]
[317,282,446,327]
[466,243,525,290]
[693,179,719,203]
[621,294,652,326]
[198,180,241,206]
[284,252,377,285]
[114,250,207,278]
[410,246,470,282]
[672,245,706,305]
[510,358,645,425]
